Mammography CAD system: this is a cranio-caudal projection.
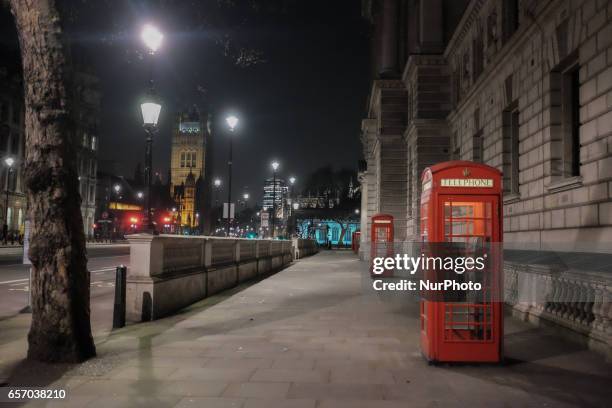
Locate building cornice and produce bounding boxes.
[443,0,485,59]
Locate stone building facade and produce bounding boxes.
[73,70,101,238]
[360,0,612,356]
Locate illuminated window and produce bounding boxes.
[180,151,197,168]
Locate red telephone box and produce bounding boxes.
[370,214,394,276]
[420,161,503,363]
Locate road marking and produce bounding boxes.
[90,268,118,273]
[0,278,28,285]
[0,267,120,285]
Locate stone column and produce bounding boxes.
[380,0,399,76]
[419,0,444,53]
[361,118,378,260]
[374,80,409,246]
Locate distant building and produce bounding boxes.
[262,177,288,211]
[0,65,100,238]
[170,107,209,231]
[0,68,25,236]
[94,172,144,238]
[73,69,101,237]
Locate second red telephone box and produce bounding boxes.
[420,161,503,363]
[370,214,394,276]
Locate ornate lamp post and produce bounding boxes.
[141,99,161,234]
[3,157,14,244]
[225,115,238,236]
[140,24,163,234]
[271,161,279,238]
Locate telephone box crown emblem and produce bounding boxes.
[463,168,471,177]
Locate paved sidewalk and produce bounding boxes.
[1,251,611,407]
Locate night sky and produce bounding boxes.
[0,1,371,204]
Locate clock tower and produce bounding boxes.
[170,106,208,230]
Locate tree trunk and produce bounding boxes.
[10,0,96,363]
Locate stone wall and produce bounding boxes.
[125,235,298,322]
[446,0,612,253]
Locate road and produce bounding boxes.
[0,244,130,332]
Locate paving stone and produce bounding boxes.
[174,397,244,408]
[223,382,290,398]
[287,383,386,400]
[84,395,181,408]
[203,357,273,369]
[271,359,315,369]
[156,380,230,397]
[168,367,254,382]
[250,368,328,383]
[242,398,316,408]
[329,367,395,384]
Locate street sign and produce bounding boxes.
[223,203,235,219]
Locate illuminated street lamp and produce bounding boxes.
[225,115,239,236]
[141,96,161,234]
[2,157,14,244]
[270,161,279,238]
[355,209,360,215]
[141,24,163,54]
[137,191,144,199]
[140,24,163,234]
[243,193,249,200]
[114,184,121,194]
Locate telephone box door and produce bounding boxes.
[436,195,501,363]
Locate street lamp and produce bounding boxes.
[140,24,163,234]
[141,97,161,234]
[355,209,360,215]
[213,177,222,205]
[243,193,249,200]
[137,191,144,199]
[225,115,239,236]
[141,24,163,54]
[3,157,14,244]
[113,184,121,194]
[270,161,279,238]
[289,177,296,185]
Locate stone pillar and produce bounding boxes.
[419,0,444,53]
[361,118,378,260]
[358,171,368,260]
[380,0,399,76]
[402,56,452,241]
[370,80,409,250]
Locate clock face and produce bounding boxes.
[179,121,200,133]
